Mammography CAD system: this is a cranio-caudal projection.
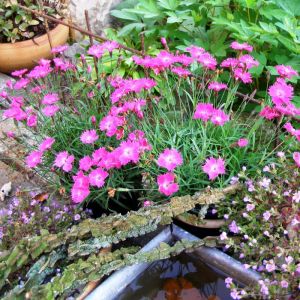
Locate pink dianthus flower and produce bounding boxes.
[193,103,214,121]
[42,105,60,117]
[80,129,99,144]
[115,141,140,165]
[268,78,293,106]
[231,41,253,52]
[79,156,94,171]
[210,109,230,126]
[237,138,249,148]
[293,152,300,167]
[275,65,298,79]
[42,93,59,105]
[157,148,183,171]
[157,172,179,196]
[25,151,43,168]
[39,137,55,152]
[202,157,226,180]
[88,168,109,188]
[259,106,280,120]
[54,151,74,172]
[208,82,227,92]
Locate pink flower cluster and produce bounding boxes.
[109,77,156,104]
[26,137,55,168]
[87,41,119,58]
[133,50,193,75]
[186,45,217,70]
[193,103,230,126]
[71,131,151,203]
[156,148,182,196]
[219,42,259,84]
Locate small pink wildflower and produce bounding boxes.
[157,148,183,171]
[229,220,240,233]
[208,82,227,92]
[220,58,239,69]
[80,129,98,144]
[115,141,140,165]
[157,172,179,196]
[14,78,30,90]
[197,52,217,70]
[265,260,276,272]
[51,44,68,54]
[202,157,226,180]
[39,137,55,152]
[92,147,109,165]
[143,200,152,207]
[26,114,37,127]
[280,280,289,288]
[210,109,230,126]
[231,41,253,52]
[171,67,191,77]
[234,68,252,83]
[237,138,248,148]
[259,106,280,120]
[102,41,119,53]
[25,151,43,168]
[79,156,94,172]
[27,64,52,79]
[87,44,104,58]
[54,151,74,172]
[71,186,90,204]
[73,171,89,189]
[5,131,15,138]
[156,50,176,68]
[99,115,124,137]
[42,105,60,117]
[283,122,300,141]
[239,55,259,69]
[11,68,28,77]
[193,103,214,121]
[186,45,205,59]
[293,152,300,167]
[246,203,255,211]
[275,65,298,79]
[263,211,271,221]
[42,93,59,105]
[268,78,293,106]
[220,232,228,241]
[88,168,109,188]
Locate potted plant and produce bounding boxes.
[0,0,69,73]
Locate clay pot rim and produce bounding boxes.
[0,21,68,48]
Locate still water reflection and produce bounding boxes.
[119,253,233,300]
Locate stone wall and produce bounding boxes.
[68,0,122,38]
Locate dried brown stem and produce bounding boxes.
[84,10,99,81]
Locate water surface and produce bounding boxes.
[119,253,233,300]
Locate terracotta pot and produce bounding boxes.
[0,22,69,74]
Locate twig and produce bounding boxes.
[84,10,99,81]
[37,0,54,52]
[17,5,143,56]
